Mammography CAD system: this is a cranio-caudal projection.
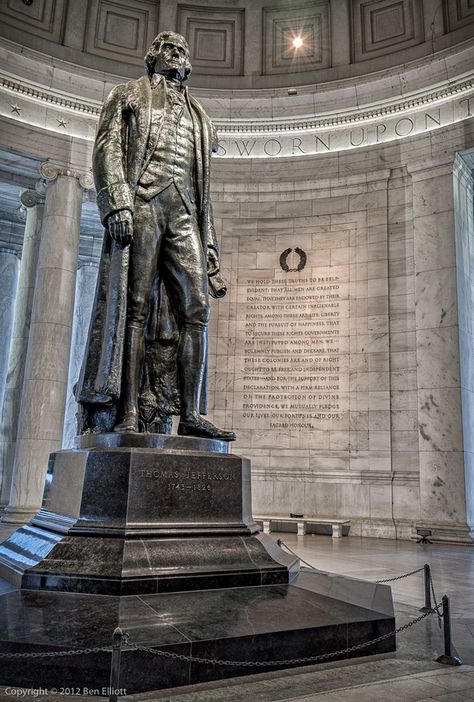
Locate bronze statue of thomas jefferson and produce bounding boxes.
[76,31,236,441]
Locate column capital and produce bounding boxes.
[39,161,94,190]
[20,189,45,209]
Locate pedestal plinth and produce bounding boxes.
[0,434,298,595]
[0,433,395,692]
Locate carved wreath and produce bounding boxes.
[280,247,307,272]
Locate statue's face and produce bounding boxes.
[154,37,191,82]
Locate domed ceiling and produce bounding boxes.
[0,0,473,165]
[1,0,473,89]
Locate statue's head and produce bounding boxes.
[145,31,192,83]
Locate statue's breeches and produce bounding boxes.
[128,185,210,329]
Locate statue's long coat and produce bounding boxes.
[76,74,218,410]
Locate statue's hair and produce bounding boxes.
[144,31,191,79]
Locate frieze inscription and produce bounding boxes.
[1,80,472,156]
[215,97,474,158]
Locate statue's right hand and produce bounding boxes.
[107,209,133,247]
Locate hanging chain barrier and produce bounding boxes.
[277,538,435,589]
[0,544,461,672]
[276,538,318,570]
[0,604,456,668]
[135,611,429,668]
[375,566,426,584]
[275,539,461,666]
[0,645,113,659]
[277,538,429,584]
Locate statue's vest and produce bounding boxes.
[137,84,196,213]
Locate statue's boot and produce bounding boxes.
[177,325,236,441]
[114,323,143,433]
[178,414,236,441]
[114,411,139,433]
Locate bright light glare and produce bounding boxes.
[293,36,303,48]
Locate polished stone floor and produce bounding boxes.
[0,531,474,701]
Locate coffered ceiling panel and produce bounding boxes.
[85,0,159,64]
[352,0,424,61]
[0,0,470,90]
[2,0,66,42]
[262,1,330,76]
[446,0,474,31]
[177,4,244,75]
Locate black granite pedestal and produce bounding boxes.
[0,434,395,693]
[0,434,297,594]
[0,568,395,693]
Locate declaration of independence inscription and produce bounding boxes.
[237,258,349,433]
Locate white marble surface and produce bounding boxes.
[0,197,43,509]
[205,149,473,542]
[454,152,474,527]
[3,174,82,523]
[62,262,98,449]
[0,249,19,422]
[410,161,469,539]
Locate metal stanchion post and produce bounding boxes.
[109,627,124,702]
[435,596,462,666]
[420,564,434,612]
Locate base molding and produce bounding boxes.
[0,505,37,525]
[347,519,412,540]
[347,518,474,544]
[414,522,474,545]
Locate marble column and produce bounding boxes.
[0,249,20,418]
[2,163,92,524]
[387,167,420,537]
[62,261,99,449]
[409,157,471,542]
[453,154,474,534]
[0,190,44,512]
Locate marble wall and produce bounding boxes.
[207,170,405,537]
[203,123,474,542]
